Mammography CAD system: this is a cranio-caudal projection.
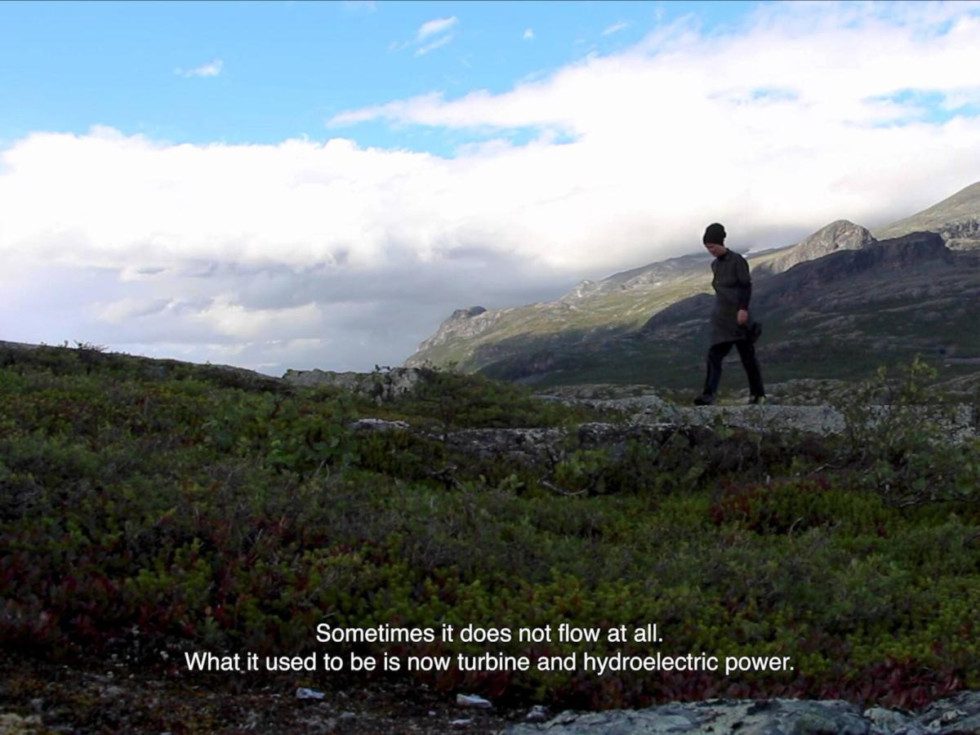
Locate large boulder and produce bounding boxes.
[282,367,425,403]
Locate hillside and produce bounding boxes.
[407,252,711,372]
[874,181,980,248]
[407,182,980,391]
[0,342,977,732]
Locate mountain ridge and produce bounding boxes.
[874,181,980,248]
[406,181,980,390]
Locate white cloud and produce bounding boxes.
[416,34,454,57]
[176,59,223,78]
[602,21,628,36]
[523,28,535,41]
[417,16,458,41]
[394,16,459,56]
[3,3,980,373]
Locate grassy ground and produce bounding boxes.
[0,345,977,732]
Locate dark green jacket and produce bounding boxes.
[710,250,754,345]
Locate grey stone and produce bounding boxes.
[503,696,980,735]
[295,687,325,700]
[282,367,425,403]
[441,427,567,465]
[347,418,411,432]
[527,705,552,722]
[913,691,980,734]
[660,404,847,436]
[456,693,493,709]
[559,394,677,417]
[863,706,916,735]
[503,699,871,735]
[628,404,974,442]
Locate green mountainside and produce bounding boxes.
[406,182,980,394]
[874,181,980,248]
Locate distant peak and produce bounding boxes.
[450,306,487,320]
[754,220,876,275]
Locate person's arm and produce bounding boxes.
[735,256,751,325]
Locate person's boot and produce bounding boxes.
[748,395,767,405]
[693,395,714,406]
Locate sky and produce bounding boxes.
[1,1,978,375]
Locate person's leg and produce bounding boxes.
[697,342,732,403]
[735,339,765,399]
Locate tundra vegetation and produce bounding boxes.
[0,344,976,716]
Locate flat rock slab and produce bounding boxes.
[634,404,974,441]
[667,405,846,436]
[503,691,980,735]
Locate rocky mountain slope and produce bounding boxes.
[407,252,710,372]
[750,220,876,275]
[406,182,980,390]
[874,180,980,248]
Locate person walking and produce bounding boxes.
[694,222,766,405]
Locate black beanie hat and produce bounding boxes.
[703,223,726,245]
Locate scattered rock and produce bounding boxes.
[450,718,474,729]
[864,706,916,735]
[456,694,493,709]
[503,694,980,735]
[505,698,867,734]
[348,418,411,432]
[342,397,974,473]
[441,427,567,466]
[536,386,677,417]
[662,404,849,436]
[526,705,550,722]
[914,690,980,734]
[295,687,325,700]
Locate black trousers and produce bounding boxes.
[701,339,765,399]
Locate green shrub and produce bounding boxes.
[833,356,979,506]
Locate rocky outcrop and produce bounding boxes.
[282,367,425,403]
[503,691,980,735]
[875,181,980,248]
[754,220,877,276]
[638,403,975,442]
[540,393,677,416]
[349,402,975,468]
[407,306,504,363]
[937,218,980,250]
[758,231,957,308]
[440,427,569,465]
